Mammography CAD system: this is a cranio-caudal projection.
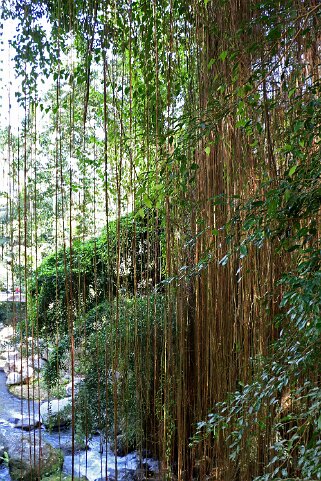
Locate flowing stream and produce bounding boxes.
[0,372,158,481]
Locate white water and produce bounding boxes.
[0,372,158,480]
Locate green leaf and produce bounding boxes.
[294,121,304,132]
[219,50,228,61]
[283,143,292,153]
[208,58,215,69]
[284,190,291,202]
[289,165,297,177]
[288,88,296,98]
[240,244,248,259]
[143,194,153,209]
[136,208,145,218]
[267,198,278,216]
[243,216,256,230]
[236,119,246,128]
[205,146,211,156]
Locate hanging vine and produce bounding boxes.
[0,1,320,481]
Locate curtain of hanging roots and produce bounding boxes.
[3,2,321,481]
[191,2,277,479]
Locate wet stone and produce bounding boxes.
[8,415,41,431]
[6,372,22,386]
[8,436,63,481]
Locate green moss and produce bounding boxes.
[8,439,64,481]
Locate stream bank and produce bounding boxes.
[0,324,160,481]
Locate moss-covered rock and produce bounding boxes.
[8,381,49,401]
[8,436,63,481]
[40,398,72,429]
[0,432,8,463]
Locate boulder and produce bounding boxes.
[0,326,14,340]
[21,366,34,383]
[40,347,54,361]
[40,397,72,429]
[4,354,22,375]
[94,472,137,481]
[8,436,63,481]
[0,432,8,462]
[4,361,17,375]
[134,467,154,481]
[26,337,45,346]
[0,358,6,371]
[65,377,84,396]
[4,359,35,380]
[6,372,22,386]
[0,349,20,361]
[133,470,166,481]
[4,362,34,383]
[6,351,21,361]
[27,355,47,370]
[9,414,41,431]
[0,343,15,354]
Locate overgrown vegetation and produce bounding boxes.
[30,213,163,336]
[1,0,321,480]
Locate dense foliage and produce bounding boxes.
[1,0,321,480]
[30,213,163,336]
[43,293,173,457]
